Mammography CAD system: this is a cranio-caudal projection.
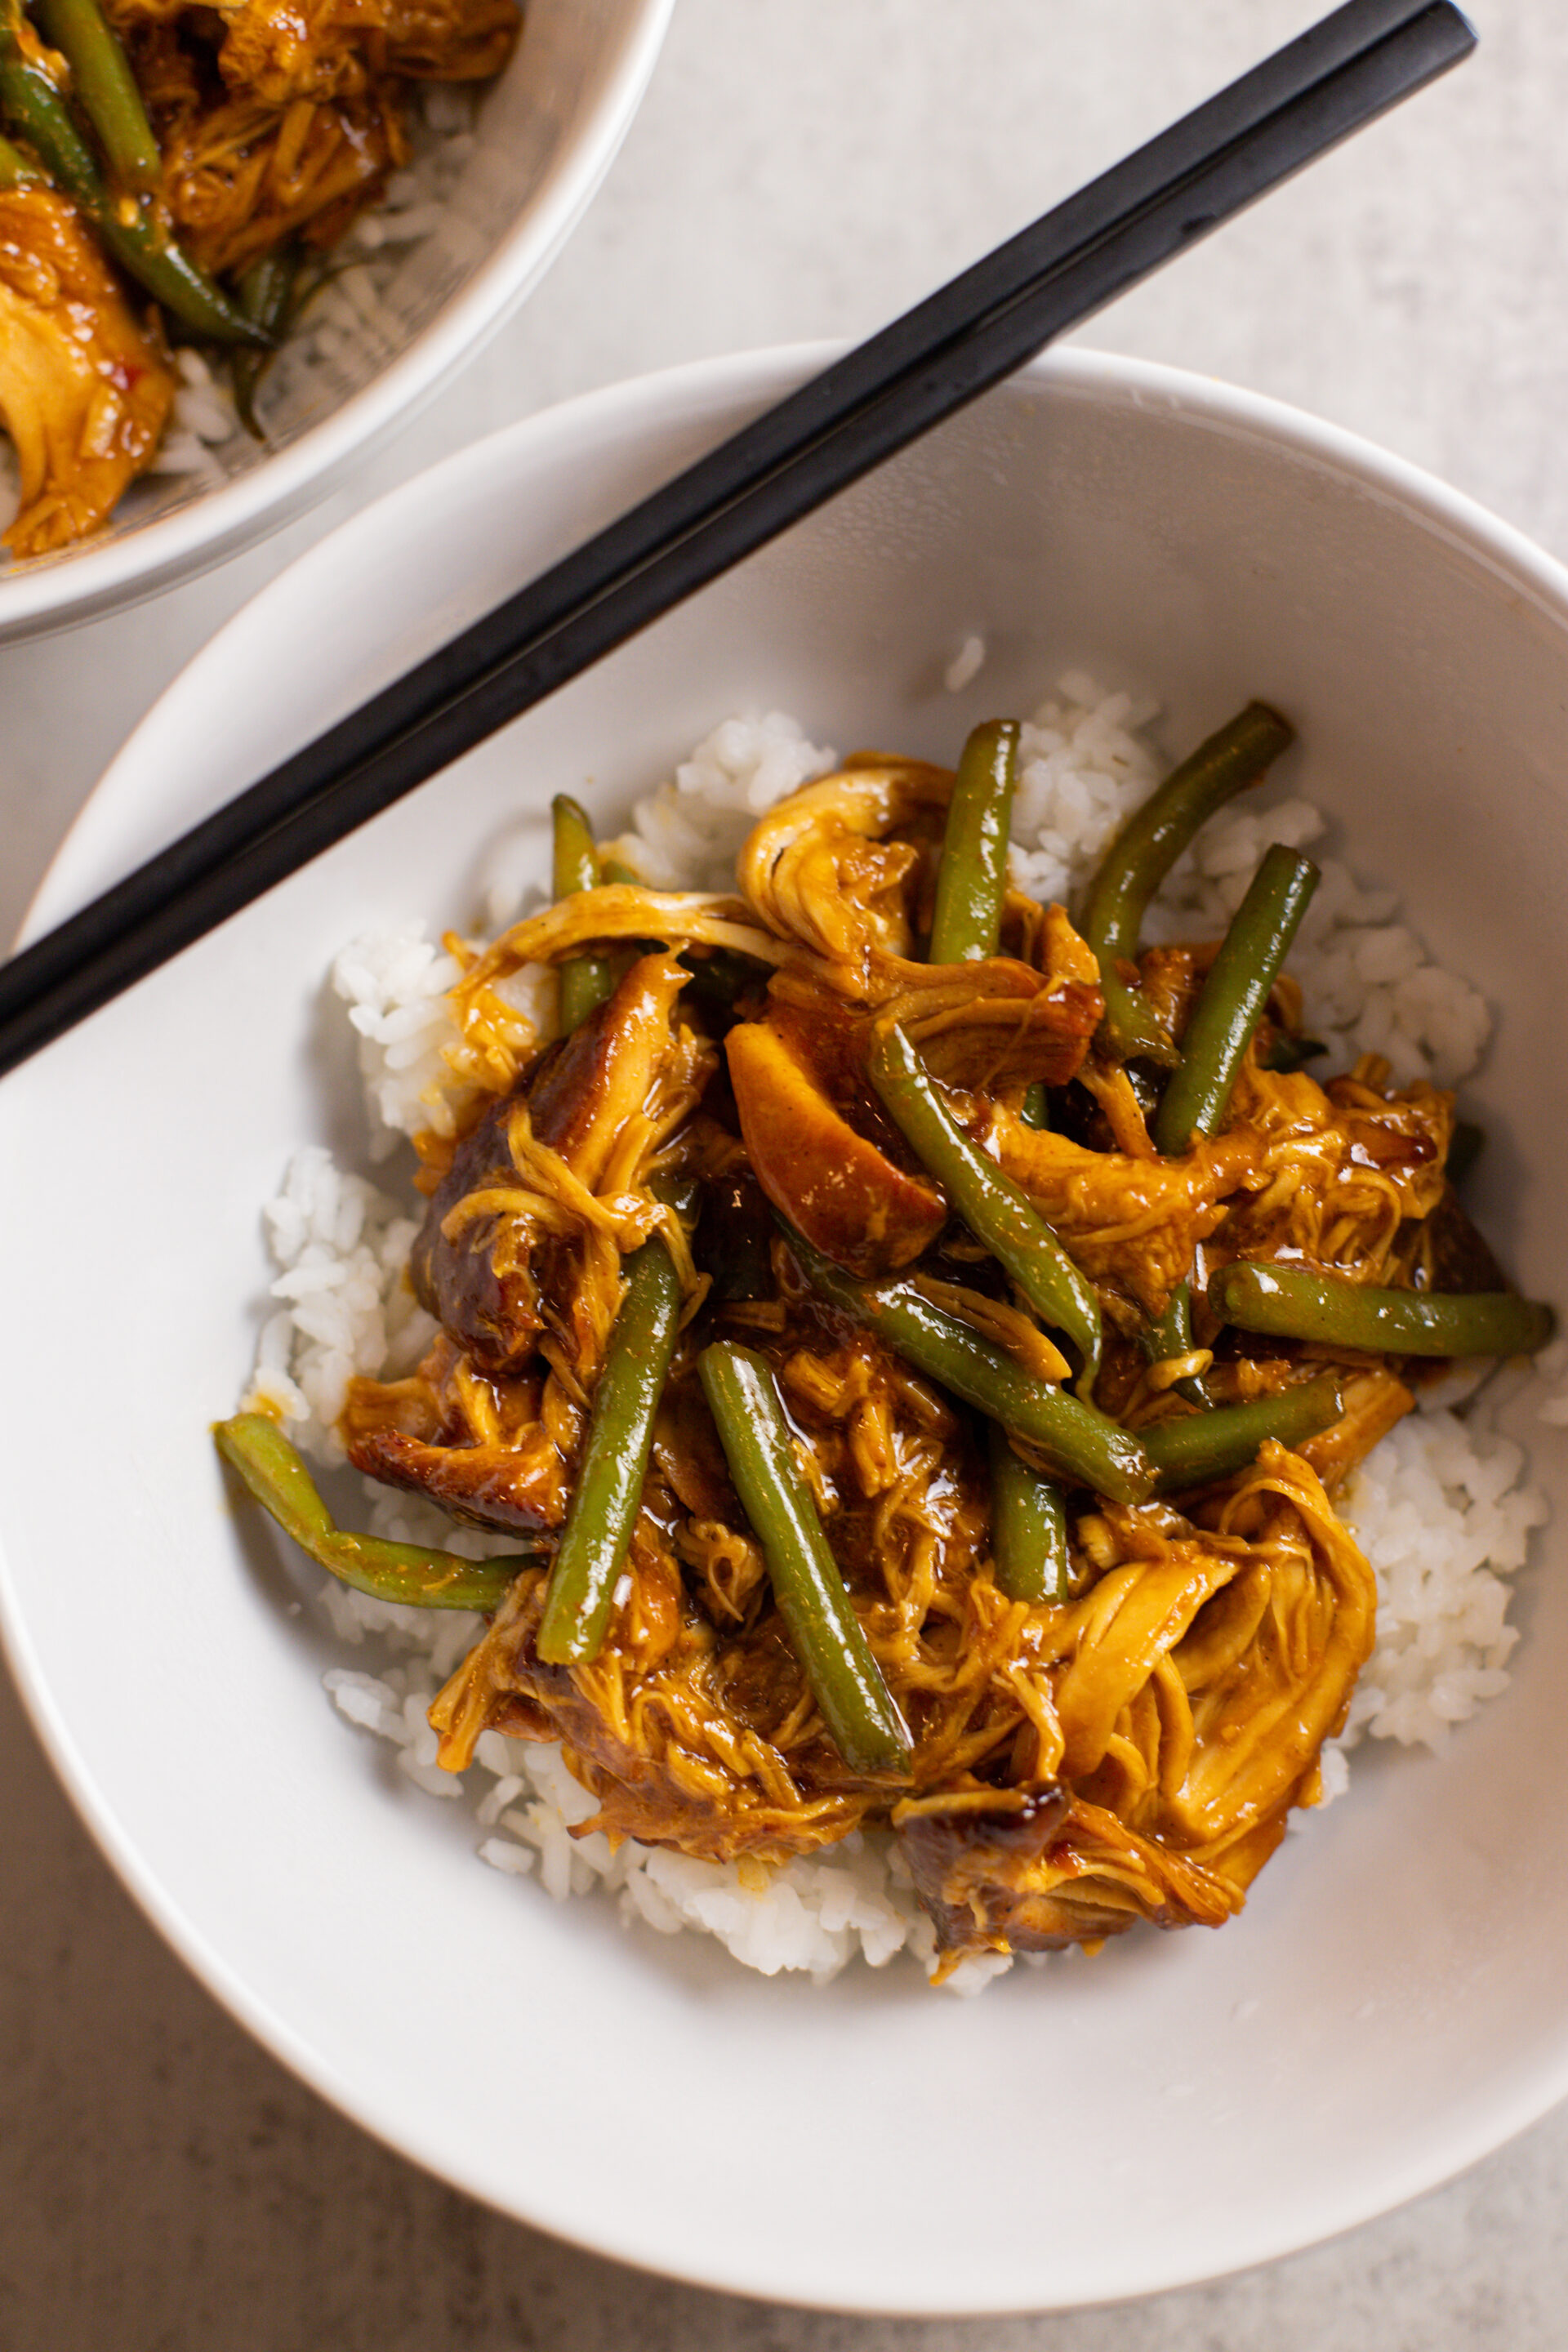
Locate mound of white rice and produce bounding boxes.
[242,674,1548,1988]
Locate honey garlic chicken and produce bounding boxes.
[225,710,1552,1978]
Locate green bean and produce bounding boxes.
[1020,1081,1050,1130]
[99,211,270,341]
[535,1231,684,1664]
[783,1222,1152,1503]
[0,12,265,341]
[0,122,42,181]
[550,792,619,1034]
[866,1019,1101,1383]
[1143,1281,1213,1408]
[650,1170,700,1224]
[988,1425,1070,1604]
[1080,702,1295,1064]
[1153,844,1319,1154]
[1140,1372,1345,1493]
[32,0,160,195]
[213,1414,532,1610]
[1141,847,1315,1410]
[232,244,298,435]
[1210,1262,1555,1358]
[700,1342,912,1775]
[929,719,1020,964]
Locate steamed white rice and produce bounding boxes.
[243,674,1548,1988]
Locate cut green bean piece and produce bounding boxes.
[213,1414,532,1609]
[33,0,161,194]
[233,244,298,434]
[551,791,619,1034]
[866,1020,1101,1383]
[0,16,265,340]
[1020,1081,1050,1130]
[536,1232,684,1664]
[988,1425,1070,1604]
[1140,1373,1345,1493]
[700,1343,912,1775]
[1154,844,1319,1153]
[0,123,42,182]
[1211,1262,1555,1358]
[1144,1280,1212,1408]
[97,204,265,342]
[784,1222,1152,1503]
[1080,702,1295,1065]
[929,719,1020,964]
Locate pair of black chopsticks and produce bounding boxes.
[0,0,1475,1080]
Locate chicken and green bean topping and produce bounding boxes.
[0,0,515,555]
[218,703,1552,1969]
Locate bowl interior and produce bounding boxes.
[0,0,671,641]
[4,348,1567,2314]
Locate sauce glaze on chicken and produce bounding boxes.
[332,742,1517,1969]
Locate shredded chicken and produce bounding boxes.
[108,0,518,270]
[0,188,175,557]
[336,751,1503,1969]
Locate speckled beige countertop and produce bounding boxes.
[5,3,1568,2342]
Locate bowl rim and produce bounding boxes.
[0,0,675,645]
[10,339,1568,2313]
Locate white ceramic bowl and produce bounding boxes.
[3,346,1567,2315]
[0,0,671,644]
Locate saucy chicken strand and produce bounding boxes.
[218,706,1552,1974]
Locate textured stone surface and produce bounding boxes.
[6,1,1568,2340]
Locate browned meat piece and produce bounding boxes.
[341,1336,572,1532]
[1296,1367,1414,1489]
[868,900,1104,1095]
[412,951,714,1378]
[408,1087,545,1378]
[735,758,1105,1082]
[983,1103,1261,1319]
[344,952,714,1533]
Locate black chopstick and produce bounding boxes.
[0,0,1474,1080]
